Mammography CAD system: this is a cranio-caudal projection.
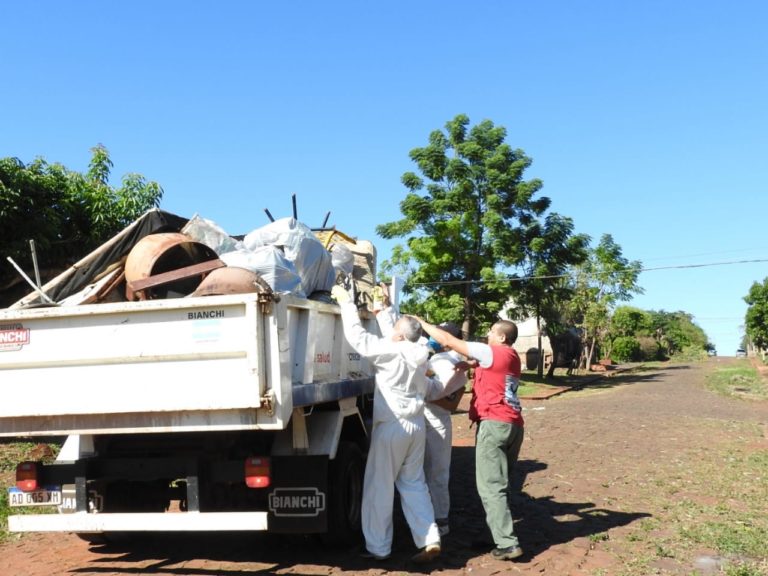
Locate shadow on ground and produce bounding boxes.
[72,447,651,575]
[528,362,698,395]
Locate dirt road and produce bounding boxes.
[2,359,767,575]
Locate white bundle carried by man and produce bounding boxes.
[426,351,467,401]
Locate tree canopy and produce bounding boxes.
[0,145,163,306]
[648,310,709,357]
[744,278,768,350]
[607,306,710,361]
[507,212,590,376]
[377,114,586,339]
[568,234,644,365]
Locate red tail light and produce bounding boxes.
[244,457,270,488]
[16,461,40,492]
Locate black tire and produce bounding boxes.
[321,441,364,546]
[75,532,108,545]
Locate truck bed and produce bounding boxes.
[0,293,374,437]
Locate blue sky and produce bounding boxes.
[3,1,767,355]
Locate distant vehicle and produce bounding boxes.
[707,349,717,357]
[736,348,747,357]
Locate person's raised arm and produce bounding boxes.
[416,317,470,358]
[333,285,387,358]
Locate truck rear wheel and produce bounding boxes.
[322,441,363,546]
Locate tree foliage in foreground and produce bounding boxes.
[0,145,163,306]
[377,114,586,339]
[744,277,768,351]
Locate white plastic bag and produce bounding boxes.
[181,214,243,255]
[220,247,304,296]
[330,242,354,277]
[243,217,335,296]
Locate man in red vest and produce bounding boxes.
[417,318,525,561]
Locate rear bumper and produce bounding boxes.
[9,511,268,532]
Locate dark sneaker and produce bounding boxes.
[411,543,441,564]
[491,545,524,560]
[359,549,390,561]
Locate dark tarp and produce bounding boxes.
[12,209,189,309]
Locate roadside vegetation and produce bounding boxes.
[620,424,768,576]
[616,361,768,576]
[529,360,768,575]
[0,146,162,308]
[706,359,768,401]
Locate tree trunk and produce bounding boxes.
[536,314,544,377]
[462,282,473,339]
[546,333,560,380]
[587,338,597,370]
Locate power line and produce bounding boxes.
[408,257,768,288]
[641,258,768,272]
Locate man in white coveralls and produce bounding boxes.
[423,322,468,536]
[332,284,441,564]
[374,287,468,537]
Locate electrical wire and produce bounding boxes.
[408,258,768,288]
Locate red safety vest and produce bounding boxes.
[469,345,524,426]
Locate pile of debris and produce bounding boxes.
[11,209,377,311]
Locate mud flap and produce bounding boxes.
[267,455,328,533]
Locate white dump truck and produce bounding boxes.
[0,209,380,543]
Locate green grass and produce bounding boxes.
[618,430,768,575]
[725,563,768,576]
[600,362,768,575]
[0,489,8,543]
[517,382,541,396]
[706,362,768,400]
[678,448,768,558]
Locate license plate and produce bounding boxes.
[7,486,62,507]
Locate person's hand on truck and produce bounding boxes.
[331,283,353,305]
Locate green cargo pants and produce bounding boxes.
[475,418,524,549]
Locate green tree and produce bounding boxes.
[612,306,652,336]
[744,278,768,351]
[648,310,708,357]
[377,114,552,337]
[607,306,652,361]
[611,336,641,362]
[507,213,589,377]
[568,234,643,367]
[0,145,163,307]
[609,307,709,359]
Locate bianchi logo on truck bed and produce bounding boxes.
[0,324,30,352]
[268,487,326,517]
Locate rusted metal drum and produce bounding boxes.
[191,267,272,297]
[124,233,220,300]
